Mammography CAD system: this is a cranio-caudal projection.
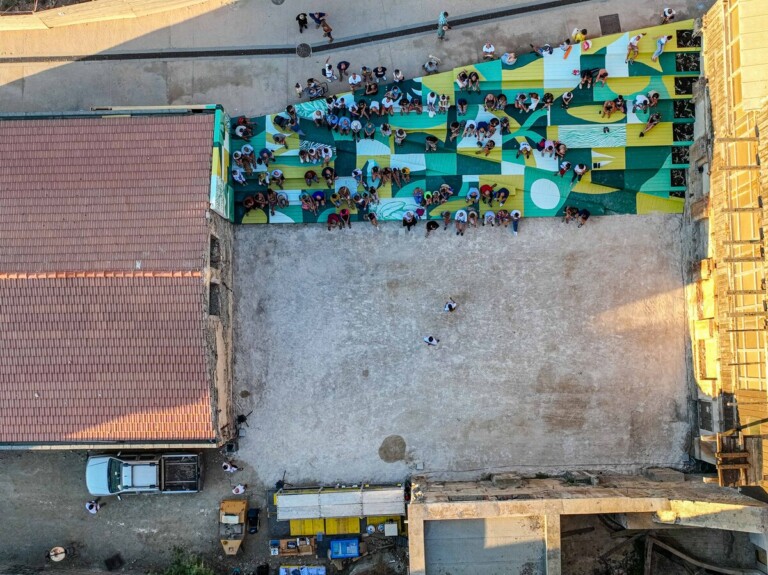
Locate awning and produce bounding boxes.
[276,486,405,520]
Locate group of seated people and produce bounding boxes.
[600,90,660,119]
[402,207,520,236]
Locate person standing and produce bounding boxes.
[402,211,418,231]
[571,163,589,185]
[309,12,326,28]
[444,298,458,312]
[337,60,350,78]
[85,499,102,514]
[373,65,387,83]
[232,484,248,495]
[425,220,440,237]
[321,20,334,43]
[661,7,676,24]
[296,13,309,33]
[424,336,439,346]
[510,210,522,236]
[222,461,240,473]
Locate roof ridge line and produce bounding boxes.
[0,271,203,280]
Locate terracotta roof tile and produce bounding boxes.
[0,277,214,443]
[0,114,218,444]
[0,114,214,274]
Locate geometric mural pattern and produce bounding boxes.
[231,21,701,224]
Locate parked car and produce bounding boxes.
[86,452,203,496]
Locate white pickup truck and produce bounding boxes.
[85,453,203,496]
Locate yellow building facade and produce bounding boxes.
[692,0,768,486]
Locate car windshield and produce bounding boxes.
[108,458,123,493]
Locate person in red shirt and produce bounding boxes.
[327,213,343,231]
[480,183,498,206]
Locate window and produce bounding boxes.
[209,283,221,317]
[210,235,221,268]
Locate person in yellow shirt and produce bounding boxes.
[572,28,587,43]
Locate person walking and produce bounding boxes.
[296,13,309,33]
[309,12,326,28]
[85,499,102,514]
[424,336,439,346]
[222,461,240,473]
[321,20,334,43]
[444,298,458,312]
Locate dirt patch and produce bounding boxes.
[378,435,406,463]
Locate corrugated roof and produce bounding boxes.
[0,113,217,444]
[277,487,406,520]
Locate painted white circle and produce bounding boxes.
[530,178,560,210]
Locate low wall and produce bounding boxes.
[0,0,210,31]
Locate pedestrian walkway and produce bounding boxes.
[231,20,699,224]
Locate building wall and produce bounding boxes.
[205,210,235,444]
[688,0,768,486]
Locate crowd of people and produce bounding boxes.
[233,7,685,230]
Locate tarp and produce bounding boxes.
[329,539,360,559]
[276,486,405,520]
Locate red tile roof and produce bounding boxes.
[0,114,214,273]
[0,113,217,444]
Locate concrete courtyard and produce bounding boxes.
[234,214,691,485]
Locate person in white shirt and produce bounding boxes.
[232,168,247,186]
[571,163,589,185]
[85,500,101,514]
[426,92,438,113]
[661,7,676,24]
[633,93,650,113]
[323,63,337,82]
[626,32,646,63]
[348,73,362,88]
[652,35,673,61]
[516,141,532,159]
[232,484,247,495]
[454,210,467,236]
[381,96,394,116]
[444,298,458,312]
[222,461,240,473]
[482,42,496,60]
[350,119,363,142]
[528,92,540,112]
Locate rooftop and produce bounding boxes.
[0,112,218,444]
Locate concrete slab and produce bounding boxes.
[424,517,546,575]
[233,214,690,485]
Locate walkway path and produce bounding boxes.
[0,0,712,115]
